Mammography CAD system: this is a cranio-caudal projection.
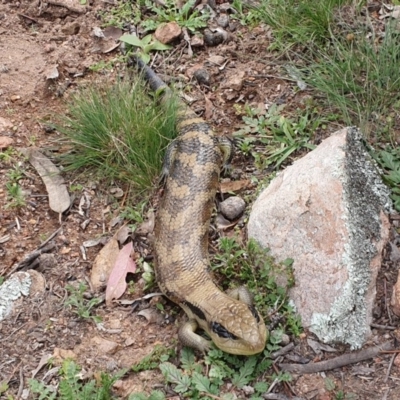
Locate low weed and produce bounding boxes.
[257,0,352,50]
[295,20,400,141]
[29,359,124,400]
[57,77,177,196]
[119,34,171,64]
[99,0,143,28]
[324,377,357,400]
[64,282,102,323]
[234,104,326,170]
[141,0,210,33]
[4,158,26,209]
[371,147,400,212]
[132,344,292,400]
[212,237,300,336]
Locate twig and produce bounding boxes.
[7,243,55,277]
[47,0,86,13]
[263,394,305,400]
[371,323,396,331]
[279,341,394,374]
[270,343,295,359]
[38,227,62,249]
[384,353,396,383]
[17,13,41,24]
[17,367,24,399]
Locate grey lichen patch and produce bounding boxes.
[0,272,32,322]
[310,127,392,349]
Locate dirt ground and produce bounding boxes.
[1,0,400,399]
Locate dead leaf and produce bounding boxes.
[20,148,71,214]
[31,353,53,379]
[116,224,132,245]
[90,237,119,291]
[220,179,252,194]
[135,209,155,236]
[0,136,14,149]
[138,308,164,324]
[105,242,136,305]
[204,95,213,120]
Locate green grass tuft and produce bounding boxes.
[58,77,177,196]
[257,0,352,49]
[295,20,400,142]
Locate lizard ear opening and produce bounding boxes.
[210,321,238,339]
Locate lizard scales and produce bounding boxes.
[132,56,267,355]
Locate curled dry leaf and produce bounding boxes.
[138,308,164,324]
[90,237,120,291]
[135,209,155,236]
[105,241,136,306]
[20,148,71,214]
[220,179,252,194]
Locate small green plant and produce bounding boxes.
[212,237,300,336]
[57,77,178,196]
[99,0,142,28]
[371,147,400,212]
[0,276,4,286]
[234,104,322,170]
[324,377,357,400]
[141,0,210,33]
[64,282,102,323]
[131,344,175,372]
[231,0,263,27]
[29,359,124,400]
[5,182,26,209]
[119,34,171,64]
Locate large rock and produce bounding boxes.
[248,127,391,349]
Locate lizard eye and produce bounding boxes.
[248,305,260,323]
[210,322,237,339]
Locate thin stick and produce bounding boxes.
[384,353,396,383]
[279,341,394,374]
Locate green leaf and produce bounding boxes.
[145,40,172,52]
[142,34,153,45]
[192,371,218,395]
[387,170,400,184]
[180,347,196,371]
[253,381,268,393]
[231,356,257,388]
[0,381,8,394]
[381,151,399,171]
[119,34,144,48]
[325,377,336,391]
[159,362,191,393]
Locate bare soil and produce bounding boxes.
[1,1,400,399]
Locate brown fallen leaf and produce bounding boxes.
[105,242,136,306]
[20,147,71,214]
[90,237,120,291]
[0,136,14,149]
[220,179,252,194]
[204,94,214,120]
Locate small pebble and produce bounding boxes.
[220,196,246,221]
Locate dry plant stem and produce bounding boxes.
[279,341,394,374]
[270,343,295,359]
[7,243,56,277]
[371,323,396,331]
[47,0,86,14]
[17,367,24,399]
[384,353,396,383]
[263,394,305,400]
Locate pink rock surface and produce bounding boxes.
[248,127,391,348]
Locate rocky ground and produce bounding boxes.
[1,0,400,399]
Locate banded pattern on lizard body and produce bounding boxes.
[131,56,267,355]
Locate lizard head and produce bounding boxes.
[206,301,268,355]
